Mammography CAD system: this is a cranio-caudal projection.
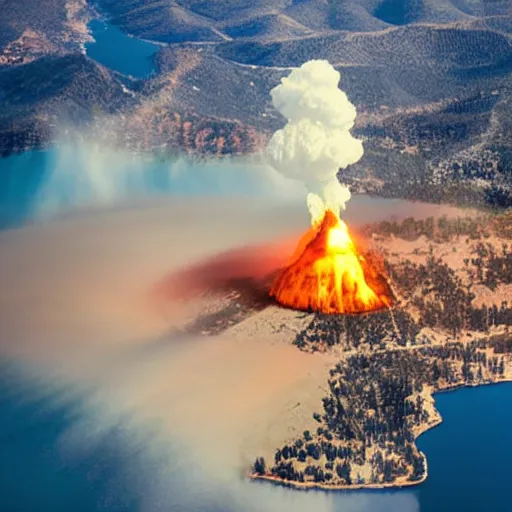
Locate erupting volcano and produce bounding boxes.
[270,209,392,314]
[265,60,392,313]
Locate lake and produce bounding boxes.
[0,149,49,228]
[374,0,410,25]
[0,365,510,511]
[85,19,159,79]
[0,147,305,228]
[0,146,469,230]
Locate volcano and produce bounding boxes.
[270,209,393,314]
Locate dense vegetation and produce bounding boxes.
[0,54,131,156]
[294,229,512,354]
[364,212,512,241]
[344,139,512,209]
[293,308,420,352]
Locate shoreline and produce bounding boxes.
[249,376,512,492]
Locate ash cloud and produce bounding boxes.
[26,128,305,223]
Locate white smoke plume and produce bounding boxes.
[266,60,364,223]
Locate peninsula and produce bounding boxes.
[245,211,512,490]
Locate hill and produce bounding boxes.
[0,0,511,207]
[0,54,132,155]
[0,0,90,64]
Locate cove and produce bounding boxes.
[85,19,159,79]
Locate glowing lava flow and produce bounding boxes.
[270,209,392,314]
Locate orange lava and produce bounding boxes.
[270,209,393,314]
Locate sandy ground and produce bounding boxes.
[378,232,512,309]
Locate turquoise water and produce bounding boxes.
[0,148,261,227]
[0,149,50,227]
[85,19,159,78]
[0,147,426,229]
[0,148,299,227]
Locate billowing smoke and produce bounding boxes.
[266,60,363,222]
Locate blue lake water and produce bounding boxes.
[374,0,409,25]
[0,370,510,511]
[0,147,427,229]
[0,147,302,228]
[0,372,137,512]
[414,382,512,512]
[85,19,159,79]
[0,149,49,228]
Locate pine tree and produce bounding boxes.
[253,457,266,475]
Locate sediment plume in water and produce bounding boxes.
[0,196,417,512]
